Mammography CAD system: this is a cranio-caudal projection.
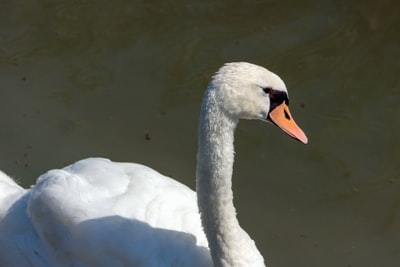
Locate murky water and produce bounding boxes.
[1,0,399,266]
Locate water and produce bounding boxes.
[1,0,399,266]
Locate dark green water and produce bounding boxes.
[1,1,399,266]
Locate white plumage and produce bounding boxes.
[0,62,307,267]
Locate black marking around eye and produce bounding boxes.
[267,88,289,112]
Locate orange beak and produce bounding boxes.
[268,102,308,144]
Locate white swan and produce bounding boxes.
[0,62,307,267]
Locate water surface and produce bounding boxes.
[0,1,399,266]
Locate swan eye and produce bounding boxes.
[262,87,272,94]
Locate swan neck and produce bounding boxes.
[196,90,264,267]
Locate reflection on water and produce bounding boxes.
[0,0,399,266]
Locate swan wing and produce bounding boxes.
[0,170,25,218]
[10,157,211,267]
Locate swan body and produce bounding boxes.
[0,62,307,267]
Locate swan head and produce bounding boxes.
[208,62,308,144]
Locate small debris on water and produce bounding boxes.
[144,132,151,141]
[351,186,359,193]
